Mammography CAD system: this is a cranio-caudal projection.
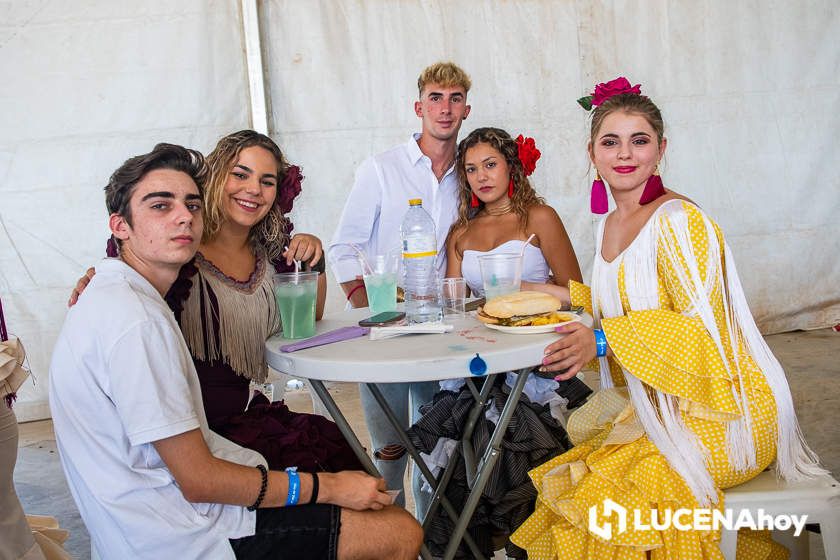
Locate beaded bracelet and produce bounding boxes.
[247,464,268,511]
[593,328,608,357]
[308,472,319,505]
[285,467,300,506]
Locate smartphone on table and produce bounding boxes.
[358,311,406,327]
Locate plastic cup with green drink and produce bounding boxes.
[273,271,318,339]
[361,252,399,315]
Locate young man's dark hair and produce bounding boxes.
[105,143,208,227]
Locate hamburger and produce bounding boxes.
[476,291,574,327]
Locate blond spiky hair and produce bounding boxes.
[417,62,471,97]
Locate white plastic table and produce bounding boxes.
[265,307,591,560]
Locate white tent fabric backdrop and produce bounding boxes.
[2,0,839,421]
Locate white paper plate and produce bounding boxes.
[482,315,581,334]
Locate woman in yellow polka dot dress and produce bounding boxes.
[510,78,826,559]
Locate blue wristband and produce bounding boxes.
[593,329,608,357]
[285,467,300,506]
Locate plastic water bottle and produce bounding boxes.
[400,198,442,324]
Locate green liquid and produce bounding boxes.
[274,281,317,339]
[364,272,398,314]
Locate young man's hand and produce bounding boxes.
[318,471,393,511]
[68,267,96,306]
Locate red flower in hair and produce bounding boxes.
[277,165,303,215]
[591,77,641,107]
[515,135,541,177]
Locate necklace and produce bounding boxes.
[482,203,513,216]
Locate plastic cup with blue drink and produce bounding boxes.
[273,271,319,339]
[478,253,522,300]
[361,251,399,315]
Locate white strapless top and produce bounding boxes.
[461,239,550,296]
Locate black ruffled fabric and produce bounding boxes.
[164,258,199,319]
[407,374,591,559]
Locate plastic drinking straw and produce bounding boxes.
[348,243,374,276]
[283,246,302,282]
[518,233,536,264]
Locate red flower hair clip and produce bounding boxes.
[277,165,303,215]
[515,135,541,176]
[577,77,642,110]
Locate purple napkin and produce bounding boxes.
[280,326,370,353]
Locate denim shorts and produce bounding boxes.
[230,504,341,560]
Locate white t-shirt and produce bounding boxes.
[328,133,460,283]
[49,258,265,559]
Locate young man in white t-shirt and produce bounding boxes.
[49,143,422,560]
[327,62,471,515]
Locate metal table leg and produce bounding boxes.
[442,367,532,560]
[421,442,460,532]
[308,380,377,475]
[310,380,435,560]
[366,383,485,559]
[461,376,497,488]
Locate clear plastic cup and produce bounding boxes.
[361,252,400,315]
[273,271,319,339]
[478,253,521,300]
[441,277,467,317]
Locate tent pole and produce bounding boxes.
[240,0,269,134]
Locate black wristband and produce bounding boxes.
[305,255,326,274]
[248,464,268,511]
[308,472,319,505]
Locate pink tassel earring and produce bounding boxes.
[470,192,480,208]
[639,165,665,205]
[590,171,608,214]
[507,177,514,198]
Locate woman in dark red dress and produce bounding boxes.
[166,130,361,472]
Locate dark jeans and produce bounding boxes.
[230,504,341,560]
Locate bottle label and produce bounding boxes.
[403,250,437,259]
[402,237,436,259]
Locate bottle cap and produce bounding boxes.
[408,198,422,206]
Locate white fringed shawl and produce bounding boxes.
[591,199,824,506]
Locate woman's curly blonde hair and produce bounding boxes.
[202,130,297,261]
[453,127,543,233]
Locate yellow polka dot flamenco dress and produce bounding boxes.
[511,200,825,560]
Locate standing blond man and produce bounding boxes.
[328,62,471,516]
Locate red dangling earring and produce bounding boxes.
[590,170,608,214]
[639,164,666,205]
[507,176,514,198]
[470,192,479,208]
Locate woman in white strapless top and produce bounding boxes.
[407,128,589,559]
[445,129,581,300]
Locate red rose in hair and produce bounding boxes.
[515,135,541,177]
[277,164,303,215]
[591,77,641,107]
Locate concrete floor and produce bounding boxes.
[14,328,840,559]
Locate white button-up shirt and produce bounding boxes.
[329,133,460,283]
